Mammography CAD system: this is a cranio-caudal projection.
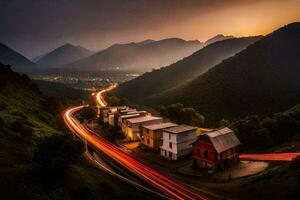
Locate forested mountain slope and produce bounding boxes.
[153,22,300,125]
[114,36,260,103]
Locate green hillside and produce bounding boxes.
[150,22,300,126]
[114,36,260,104]
[0,63,152,200]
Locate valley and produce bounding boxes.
[1,2,300,199]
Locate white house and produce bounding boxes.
[160,125,197,160]
[123,116,163,140]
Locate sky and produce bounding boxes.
[0,0,300,58]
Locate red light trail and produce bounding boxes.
[62,86,208,200]
[239,153,300,161]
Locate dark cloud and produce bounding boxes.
[0,0,299,58]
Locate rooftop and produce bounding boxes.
[142,122,177,131]
[119,114,140,119]
[163,124,197,134]
[126,116,162,124]
[196,128,213,136]
[126,110,147,115]
[120,109,136,113]
[204,127,240,153]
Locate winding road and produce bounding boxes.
[63,85,209,200]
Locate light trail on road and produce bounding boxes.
[96,84,117,107]
[63,85,209,200]
[240,153,300,161]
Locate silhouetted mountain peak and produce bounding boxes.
[138,39,155,45]
[204,34,235,46]
[0,42,36,72]
[36,43,93,66]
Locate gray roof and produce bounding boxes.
[206,127,240,153]
[163,124,197,134]
[119,114,140,119]
[142,122,177,131]
[126,116,162,124]
[120,109,136,113]
[126,110,147,115]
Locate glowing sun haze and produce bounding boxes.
[0,0,299,58]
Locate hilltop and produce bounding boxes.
[36,43,93,66]
[204,34,235,46]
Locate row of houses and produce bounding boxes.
[99,106,240,170]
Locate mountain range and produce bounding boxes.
[113,36,260,104]
[67,38,203,72]
[36,43,93,66]
[1,34,234,74]
[114,22,300,126]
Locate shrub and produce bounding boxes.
[33,134,84,183]
[79,106,97,121]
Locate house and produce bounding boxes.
[160,125,197,160]
[141,122,177,149]
[192,127,240,171]
[100,107,120,125]
[123,116,163,140]
[119,113,142,133]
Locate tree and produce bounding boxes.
[79,106,97,121]
[160,103,204,126]
[33,134,83,182]
[233,115,274,151]
[42,96,65,116]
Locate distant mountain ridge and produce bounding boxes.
[114,36,261,104]
[150,22,300,125]
[0,42,37,73]
[67,38,203,72]
[204,34,235,46]
[36,43,93,66]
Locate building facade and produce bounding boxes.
[123,116,163,141]
[141,122,177,149]
[192,127,240,171]
[160,125,197,160]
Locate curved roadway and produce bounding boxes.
[63,85,209,200]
